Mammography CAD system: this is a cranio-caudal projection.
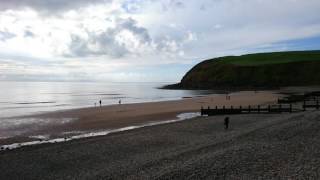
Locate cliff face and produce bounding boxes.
[164,50,320,90]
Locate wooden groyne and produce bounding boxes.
[278,91,320,104]
[303,100,320,110]
[201,104,293,116]
[202,91,320,116]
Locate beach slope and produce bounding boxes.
[1,110,320,179]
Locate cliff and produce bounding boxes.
[164,50,320,90]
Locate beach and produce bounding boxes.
[0,90,281,146]
[1,109,320,179]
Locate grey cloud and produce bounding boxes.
[66,18,151,58]
[0,0,112,13]
[68,35,93,57]
[24,30,35,38]
[68,30,129,58]
[162,0,184,11]
[121,0,142,14]
[118,18,151,42]
[170,0,184,8]
[0,31,16,41]
[68,16,186,58]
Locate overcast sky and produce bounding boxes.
[0,0,320,82]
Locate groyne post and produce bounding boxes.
[279,104,282,112]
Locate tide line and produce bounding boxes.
[0,112,200,151]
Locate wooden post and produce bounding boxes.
[279,104,282,112]
[240,105,242,113]
[248,105,251,113]
[268,105,271,113]
[258,105,260,113]
[214,106,218,115]
[208,106,210,110]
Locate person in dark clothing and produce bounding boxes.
[224,117,229,130]
[99,100,102,107]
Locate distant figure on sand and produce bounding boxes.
[226,94,230,100]
[94,102,96,107]
[119,99,121,105]
[224,117,229,130]
[99,100,102,107]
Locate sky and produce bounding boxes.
[0,0,320,82]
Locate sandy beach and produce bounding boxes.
[1,109,320,179]
[0,91,281,145]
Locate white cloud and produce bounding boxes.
[0,0,112,14]
[66,17,153,58]
[0,0,320,81]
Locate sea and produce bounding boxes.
[0,81,215,145]
[0,81,214,118]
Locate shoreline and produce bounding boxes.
[0,112,200,151]
[1,111,320,179]
[0,90,282,148]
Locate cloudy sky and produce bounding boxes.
[0,0,320,82]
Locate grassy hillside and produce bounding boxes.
[165,50,320,89]
[223,51,320,66]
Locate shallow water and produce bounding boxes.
[0,112,201,151]
[0,81,213,118]
[0,81,214,139]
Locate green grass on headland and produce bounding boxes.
[164,50,320,90]
[219,50,320,66]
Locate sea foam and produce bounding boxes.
[0,112,200,151]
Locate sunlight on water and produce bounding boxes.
[0,81,213,118]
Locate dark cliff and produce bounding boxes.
[164,50,320,90]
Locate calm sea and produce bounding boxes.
[0,81,214,118]
[0,81,219,144]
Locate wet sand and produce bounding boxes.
[0,91,281,145]
[1,110,320,179]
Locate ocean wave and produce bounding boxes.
[71,93,123,97]
[0,117,76,131]
[0,112,200,151]
[14,101,56,105]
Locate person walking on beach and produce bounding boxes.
[99,100,102,107]
[226,94,231,100]
[224,117,229,130]
[119,99,121,105]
